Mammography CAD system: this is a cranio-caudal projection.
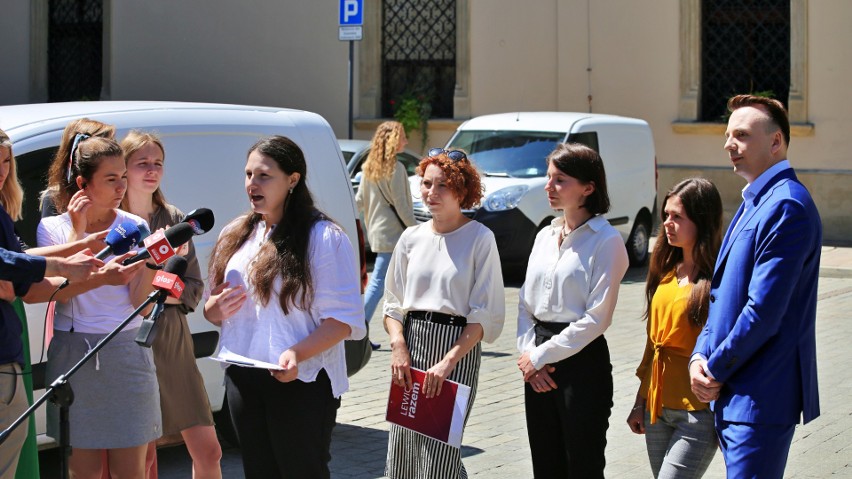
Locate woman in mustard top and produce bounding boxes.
[626,178,723,478]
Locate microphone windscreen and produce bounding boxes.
[137,222,151,242]
[182,208,214,235]
[162,255,189,280]
[163,223,195,249]
[104,222,142,255]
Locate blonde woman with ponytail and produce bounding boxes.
[355,121,417,349]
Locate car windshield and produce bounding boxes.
[447,131,566,178]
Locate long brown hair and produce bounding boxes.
[209,136,324,314]
[120,130,168,211]
[644,178,722,327]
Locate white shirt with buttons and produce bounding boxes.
[517,215,629,369]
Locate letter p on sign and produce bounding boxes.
[340,0,363,25]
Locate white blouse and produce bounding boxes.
[383,220,505,343]
[37,210,149,334]
[517,215,629,368]
[217,218,365,398]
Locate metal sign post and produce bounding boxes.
[339,0,363,139]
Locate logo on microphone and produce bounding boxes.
[187,219,204,235]
[153,271,184,299]
[143,230,176,265]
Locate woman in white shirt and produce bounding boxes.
[384,149,505,479]
[37,136,158,478]
[516,143,629,478]
[203,136,365,479]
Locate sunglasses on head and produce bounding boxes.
[428,148,467,162]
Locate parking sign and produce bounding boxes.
[339,0,363,26]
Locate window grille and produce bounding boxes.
[381,0,456,119]
[48,0,103,102]
[700,0,790,122]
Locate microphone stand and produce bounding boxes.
[0,289,165,479]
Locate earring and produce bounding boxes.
[289,186,294,195]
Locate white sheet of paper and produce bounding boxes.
[208,347,284,370]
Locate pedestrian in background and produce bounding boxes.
[355,121,417,350]
[627,178,722,478]
[690,95,822,478]
[384,148,504,478]
[517,142,628,478]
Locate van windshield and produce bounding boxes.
[447,131,566,178]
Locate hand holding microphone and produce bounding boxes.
[59,221,144,289]
[136,256,189,347]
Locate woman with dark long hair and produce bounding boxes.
[626,178,722,478]
[203,135,364,478]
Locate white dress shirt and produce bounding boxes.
[383,221,505,343]
[216,218,366,398]
[517,215,629,369]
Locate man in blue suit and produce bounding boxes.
[690,94,821,478]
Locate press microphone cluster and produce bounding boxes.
[135,256,188,347]
[122,208,215,266]
[59,221,148,290]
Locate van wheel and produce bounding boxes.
[627,218,651,266]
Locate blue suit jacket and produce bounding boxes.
[694,168,821,425]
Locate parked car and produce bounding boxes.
[0,101,370,447]
[339,139,421,194]
[411,112,657,266]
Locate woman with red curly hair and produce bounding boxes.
[383,149,505,478]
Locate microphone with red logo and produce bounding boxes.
[121,222,195,266]
[135,256,188,347]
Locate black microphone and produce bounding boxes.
[121,223,195,266]
[181,208,215,235]
[135,256,188,347]
[59,222,142,290]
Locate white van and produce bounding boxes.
[0,101,368,446]
[413,112,657,266]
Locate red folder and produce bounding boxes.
[385,367,471,448]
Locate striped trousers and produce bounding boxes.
[385,319,481,479]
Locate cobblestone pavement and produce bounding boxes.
[75,257,850,478]
[329,265,852,478]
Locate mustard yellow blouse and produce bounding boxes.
[635,271,708,424]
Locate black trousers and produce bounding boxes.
[524,335,613,479]
[225,366,340,479]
